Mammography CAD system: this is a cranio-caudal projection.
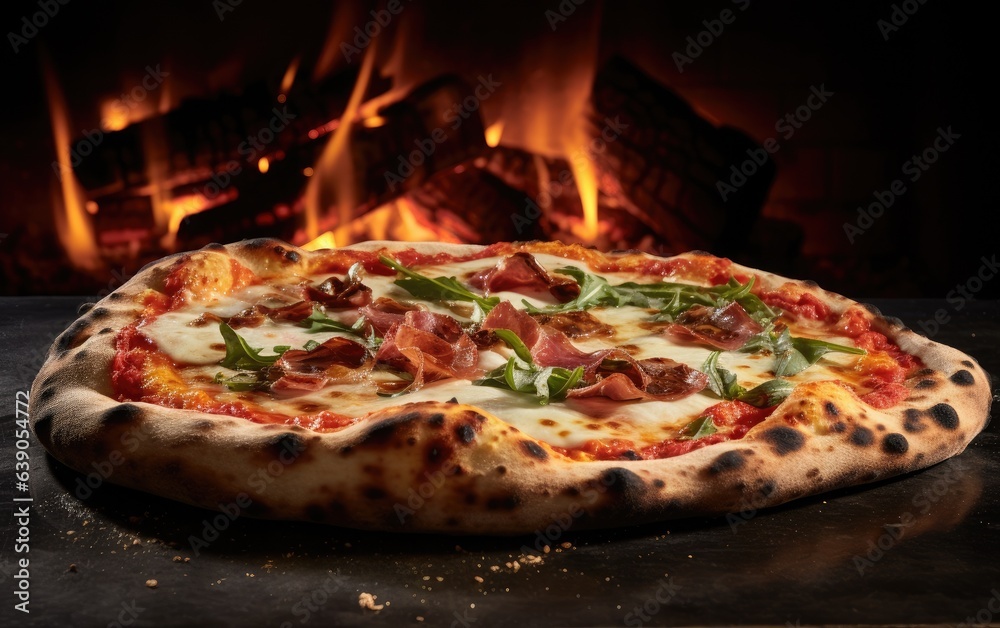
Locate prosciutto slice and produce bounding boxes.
[482,302,707,401]
[360,297,423,336]
[667,302,763,351]
[306,274,372,309]
[223,300,315,329]
[375,311,479,390]
[469,253,580,302]
[271,337,370,392]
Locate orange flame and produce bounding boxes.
[484,121,504,148]
[303,231,337,251]
[42,50,100,270]
[279,55,301,100]
[303,43,379,241]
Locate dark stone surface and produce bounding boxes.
[0,297,997,627]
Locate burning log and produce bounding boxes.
[588,57,776,255]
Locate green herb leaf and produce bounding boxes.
[774,337,866,377]
[677,416,718,440]
[218,323,288,370]
[701,351,746,400]
[213,371,268,392]
[524,267,645,314]
[492,328,533,362]
[737,379,796,407]
[474,357,583,405]
[379,255,499,313]
[300,307,365,335]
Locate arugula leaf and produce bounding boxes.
[299,307,381,350]
[701,351,746,400]
[492,328,533,363]
[523,266,642,314]
[379,255,499,313]
[677,416,718,440]
[474,356,584,405]
[218,323,288,370]
[213,371,269,392]
[774,337,866,377]
[737,379,795,407]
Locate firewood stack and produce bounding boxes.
[64,56,778,263]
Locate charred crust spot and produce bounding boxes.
[455,424,476,444]
[830,421,847,433]
[108,292,125,302]
[73,349,90,362]
[486,495,520,510]
[284,249,300,263]
[205,242,226,251]
[861,303,882,317]
[950,370,975,386]
[38,387,56,403]
[762,427,804,455]
[850,426,875,447]
[759,481,777,497]
[361,412,420,444]
[305,504,325,522]
[929,403,960,430]
[426,439,453,468]
[806,468,820,478]
[653,479,665,489]
[961,360,974,368]
[913,368,935,377]
[56,319,91,354]
[619,450,641,461]
[264,432,306,463]
[599,467,645,495]
[32,413,53,443]
[882,433,909,455]
[495,465,507,475]
[193,420,214,431]
[709,450,746,474]
[562,486,580,497]
[903,409,925,433]
[447,397,458,404]
[426,413,445,426]
[98,327,113,335]
[824,402,839,417]
[90,307,110,319]
[521,440,548,460]
[77,302,95,314]
[102,403,143,426]
[914,379,937,390]
[363,486,387,500]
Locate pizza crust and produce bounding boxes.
[29,239,993,534]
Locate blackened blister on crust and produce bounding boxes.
[55,319,90,355]
[101,403,144,426]
[882,433,909,455]
[264,432,307,463]
[914,379,937,390]
[425,413,446,426]
[600,467,645,495]
[929,403,960,430]
[824,402,839,417]
[903,409,926,433]
[486,495,520,510]
[361,412,421,445]
[455,424,476,444]
[850,426,875,447]
[521,440,548,460]
[950,370,975,386]
[709,450,746,474]
[761,427,805,455]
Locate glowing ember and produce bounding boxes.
[258,157,270,173]
[101,99,130,132]
[485,121,504,147]
[280,55,301,99]
[43,51,100,270]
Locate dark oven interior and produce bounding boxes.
[0,1,992,299]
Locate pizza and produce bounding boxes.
[29,239,992,534]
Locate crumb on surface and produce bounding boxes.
[67,564,77,573]
[358,592,384,611]
[145,579,158,588]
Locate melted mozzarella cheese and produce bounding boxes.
[142,252,867,448]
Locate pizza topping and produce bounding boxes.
[375,311,479,392]
[528,310,614,339]
[739,325,866,376]
[379,255,500,313]
[474,355,584,405]
[360,297,423,336]
[468,252,581,301]
[299,307,376,347]
[218,323,290,370]
[667,302,764,350]
[759,283,832,321]
[305,268,372,309]
[565,357,707,402]
[676,415,718,440]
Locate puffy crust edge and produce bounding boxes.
[28,239,993,534]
